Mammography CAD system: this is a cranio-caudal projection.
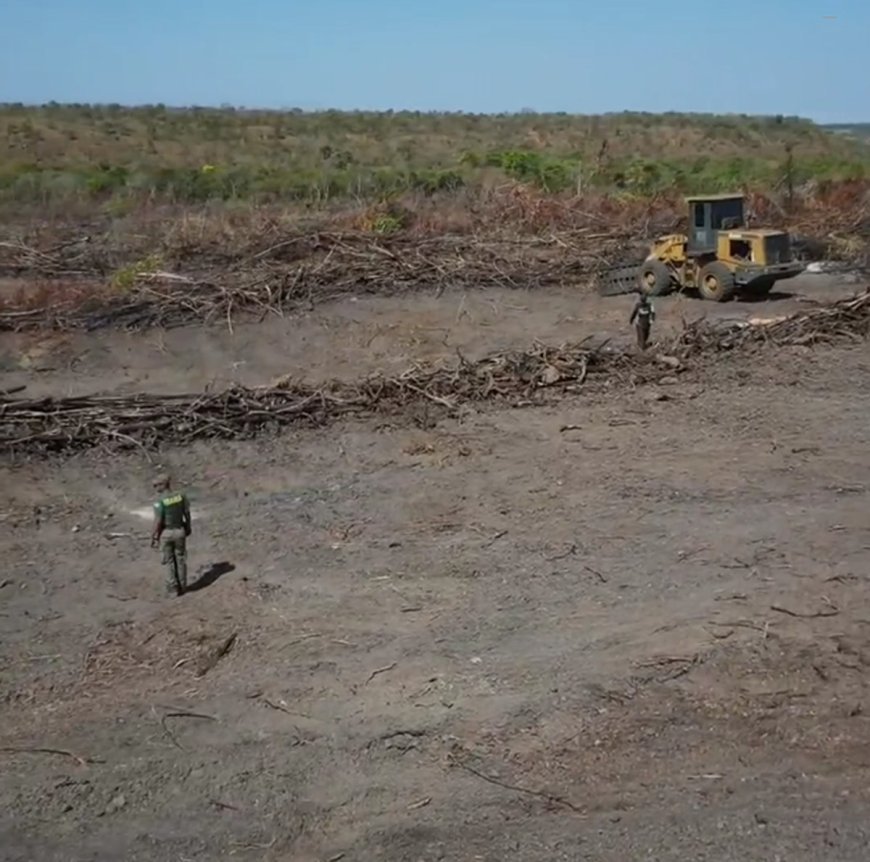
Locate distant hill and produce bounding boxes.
[823,123,870,141]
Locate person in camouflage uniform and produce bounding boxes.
[150,474,191,597]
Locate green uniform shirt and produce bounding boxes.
[154,492,190,530]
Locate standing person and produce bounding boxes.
[150,474,191,597]
[629,290,655,350]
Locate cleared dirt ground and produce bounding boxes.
[2,276,870,861]
[0,272,860,397]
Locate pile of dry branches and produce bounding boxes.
[0,229,649,332]
[1,181,868,333]
[676,288,870,353]
[0,235,109,279]
[3,290,868,457]
[0,343,636,455]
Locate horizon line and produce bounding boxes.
[0,101,867,125]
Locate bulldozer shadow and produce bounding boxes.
[676,286,796,304]
[736,289,794,304]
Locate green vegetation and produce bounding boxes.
[1,104,868,208]
[110,253,163,289]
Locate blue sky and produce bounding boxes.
[1,0,866,122]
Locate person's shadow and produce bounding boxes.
[186,561,236,593]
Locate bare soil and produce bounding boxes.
[2,275,870,861]
[0,272,859,397]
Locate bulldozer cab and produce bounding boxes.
[717,228,793,267]
[687,195,745,254]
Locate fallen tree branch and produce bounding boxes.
[366,662,398,684]
[0,746,102,766]
[770,604,840,619]
[451,758,584,814]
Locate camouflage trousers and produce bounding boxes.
[161,529,188,596]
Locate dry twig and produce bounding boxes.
[160,711,218,750]
[0,747,101,766]
[195,633,237,678]
[451,758,583,814]
[770,603,840,619]
[366,662,398,683]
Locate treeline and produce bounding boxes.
[1,104,867,208]
[0,153,865,206]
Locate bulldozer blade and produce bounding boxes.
[596,264,639,297]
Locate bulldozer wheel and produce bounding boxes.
[637,259,673,296]
[698,262,736,302]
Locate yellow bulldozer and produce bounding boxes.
[598,194,804,301]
